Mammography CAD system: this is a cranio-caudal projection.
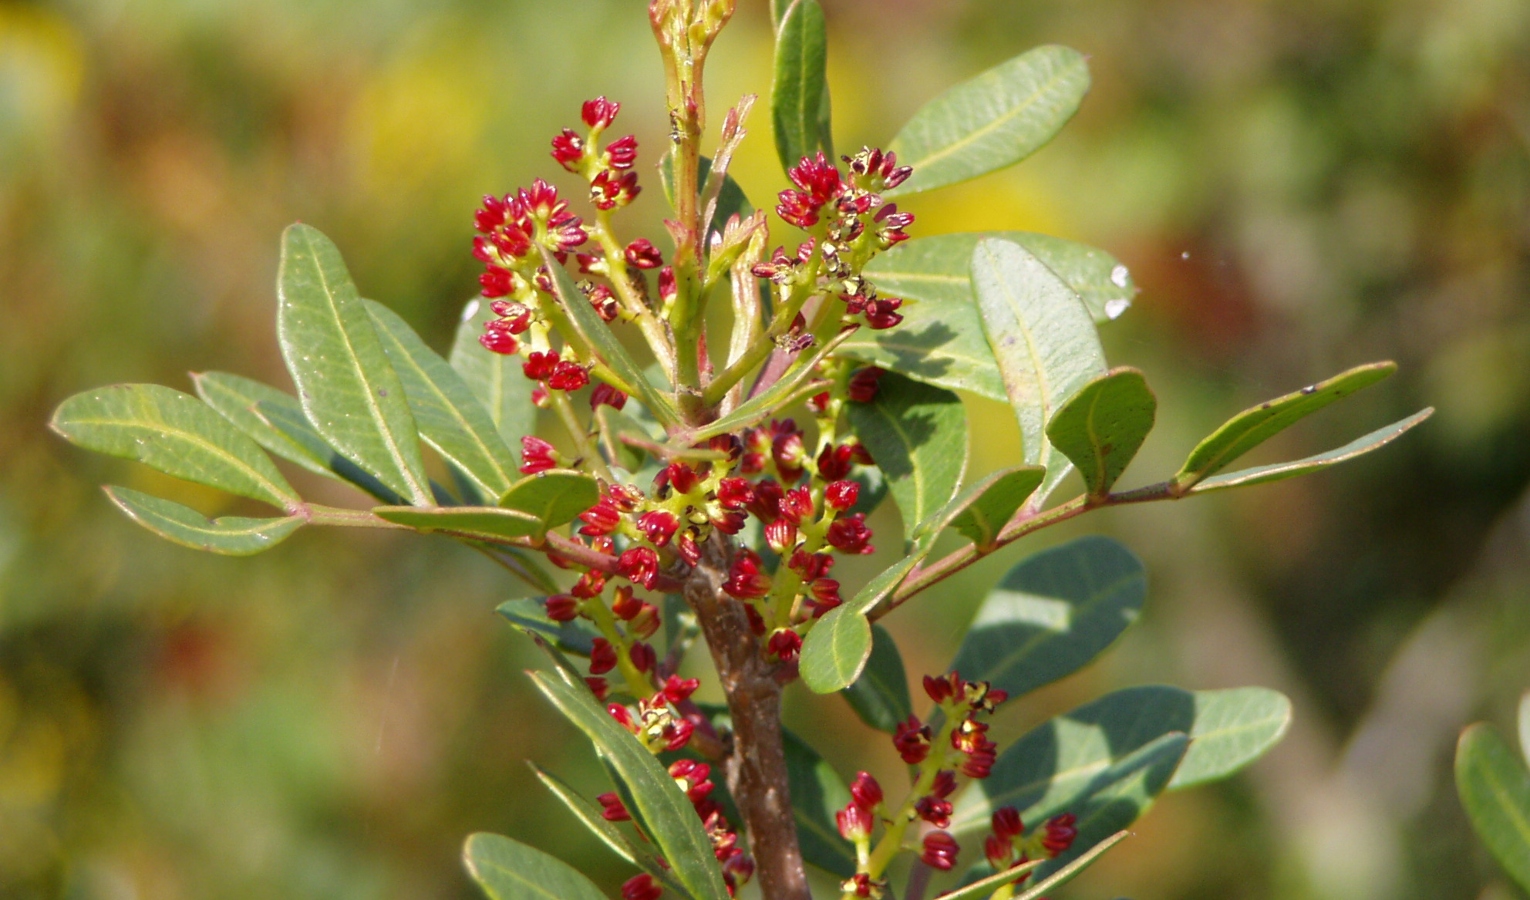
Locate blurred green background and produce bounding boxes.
[3,0,1528,897]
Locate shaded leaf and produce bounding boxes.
[104,487,303,556]
[972,239,1107,504]
[949,536,1144,702]
[529,671,730,900]
[373,505,542,542]
[1174,362,1398,490]
[366,300,520,499]
[497,599,600,656]
[1188,409,1433,494]
[842,624,911,733]
[597,406,659,474]
[1046,368,1156,498]
[499,469,601,534]
[948,466,1045,549]
[782,729,857,877]
[450,299,538,448]
[1456,723,1530,894]
[277,223,432,506]
[847,370,967,533]
[53,384,297,510]
[847,463,888,517]
[463,832,607,900]
[886,46,1089,197]
[799,606,873,696]
[771,0,830,175]
[530,764,686,893]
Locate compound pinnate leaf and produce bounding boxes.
[847,370,967,534]
[886,46,1089,197]
[463,832,608,900]
[450,300,538,449]
[1046,368,1157,499]
[105,487,303,556]
[950,536,1144,703]
[277,223,432,506]
[365,300,519,500]
[947,466,1045,549]
[192,371,333,478]
[771,0,830,175]
[1174,361,1397,490]
[1188,409,1433,494]
[496,599,600,656]
[373,506,542,543]
[528,671,730,900]
[499,470,601,533]
[53,383,298,511]
[1456,723,1530,894]
[972,239,1107,505]
[782,729,857,877]
[842,624,912,733]
[529,764,685,892]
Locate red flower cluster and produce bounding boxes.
[983,805,1079,879]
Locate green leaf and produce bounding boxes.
[771,0,830,175]
[769,0,789,27]
[951,687,1287,836]
[972,239,1107,503]
[1188,409,1433,494]
[365,300,520,499]
[499,469,600,534]
[192,372,332,478]
[800,606,873,696]
[1456,723,1530,894]
[782,729,857,877]
[842,624,911,733]
[277,223,432,506]
[886,45,1089,197]
[104,486,303,555]
[847,370,967,533]
[52,384,298,510]
[683,328,854,445]
[462,832,608,900]
[1016,829,1130,900]
[373,505,542,542]
[1174,362,1399,490]
[496,599,600,656]
[596,405,657,474]
[450,300,538,449]
[1046,368,1156,499]
[949,536,1144,701]
[528,671,730,900]
[660,154,754,241]
[948,466,1045,549]
[529,764,686,892]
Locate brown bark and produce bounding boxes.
[682,536,811,900]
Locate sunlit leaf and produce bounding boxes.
[1046,368,1156,499]
[1456,723,1530,894]
[1168,687,1292,789]
[782,729,857,877]
[771,0,830,175]
[972,239,1107,504]
[842,624,911,733]
[53,383,298,510]
[947,466,1045,549]
[277,223,432,506]
[529,764,685,892]
[450,300,538,449]
[463,832,608,900]
[1174,362,1398,490]
[528,671,730,900]
[499,469,600,534]
[1188,409,1433,494]
[373,505,542,542]
[885,45,1089,197]
[847,370,967,533]
[365,300,520,500]
[104,487,303,556]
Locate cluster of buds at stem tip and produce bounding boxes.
[983,805,1079,885]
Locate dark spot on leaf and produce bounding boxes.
[1101,443,1114,454]
[378,389,388,397]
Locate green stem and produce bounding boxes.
[550,390,616,483]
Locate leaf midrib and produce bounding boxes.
[979,244,1054,472]
[973,568,1142,689]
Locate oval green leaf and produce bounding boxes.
[1188,409,1433,494]
[1456,723,1530,894]
[1174,361,1398,490]
[277,223,432,506]
[799,605,873,695]
[463,832,608,900]
[529,764,686,892]
[1046,367,1157,499]
[972,239,1107,504]
[771,0,830,175]
[949,536,1144,702]
[842,624,911,733]
[450,299,538,449]
[782,729,857,877]
[847,370,967,533]
[52,383,298,510]
[885,45,1089,197]
[104,486,303,555]
[499,469,600,534]
[365,300,519,499]
[373,505,542,543]
[528,671,730,900]
[947,466,1045,549]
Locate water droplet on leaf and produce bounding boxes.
[1104,299,1130,320]
[1110,265,1130,288]
[462,299,480,321]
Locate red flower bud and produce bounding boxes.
[920,831,960,871]
[629,641,656,673]
[520,436,559,474]
[604,134,639,170]
[826,513,874,555]
[625,238,663,269]
[825,480,859,511]
[618,547,660,589]
[723,550,772,600]
[545,594,580,622]
[924,673,958,705]
[817,443,856,481]
[661,675,700,704]
[622,874,662,900]
[479,326,519,355]
[849,772,882,810]
[992,806,1024,841]
[892,715,932,765]
[586,677,609,700]
[590,382,628,411]
[767,629,802,662]
[597,792,631,821]
[1041,813,1077,856]
[636,510,680,547]
[746,479,784,521]
[717,477,755,510]
[523,350,560,381]
[847,367,884,403]
[549,360,590,392]
[662,462,701,495]
[551,128,585,171]
[765,518,798,554]
[676,530,702,564]
[836,803,873,841]
[582,96,620,130]
[589,638,617,675]
[779,487,814,524]
[915,794,953,828]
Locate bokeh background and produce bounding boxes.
[3,0,1529,897]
